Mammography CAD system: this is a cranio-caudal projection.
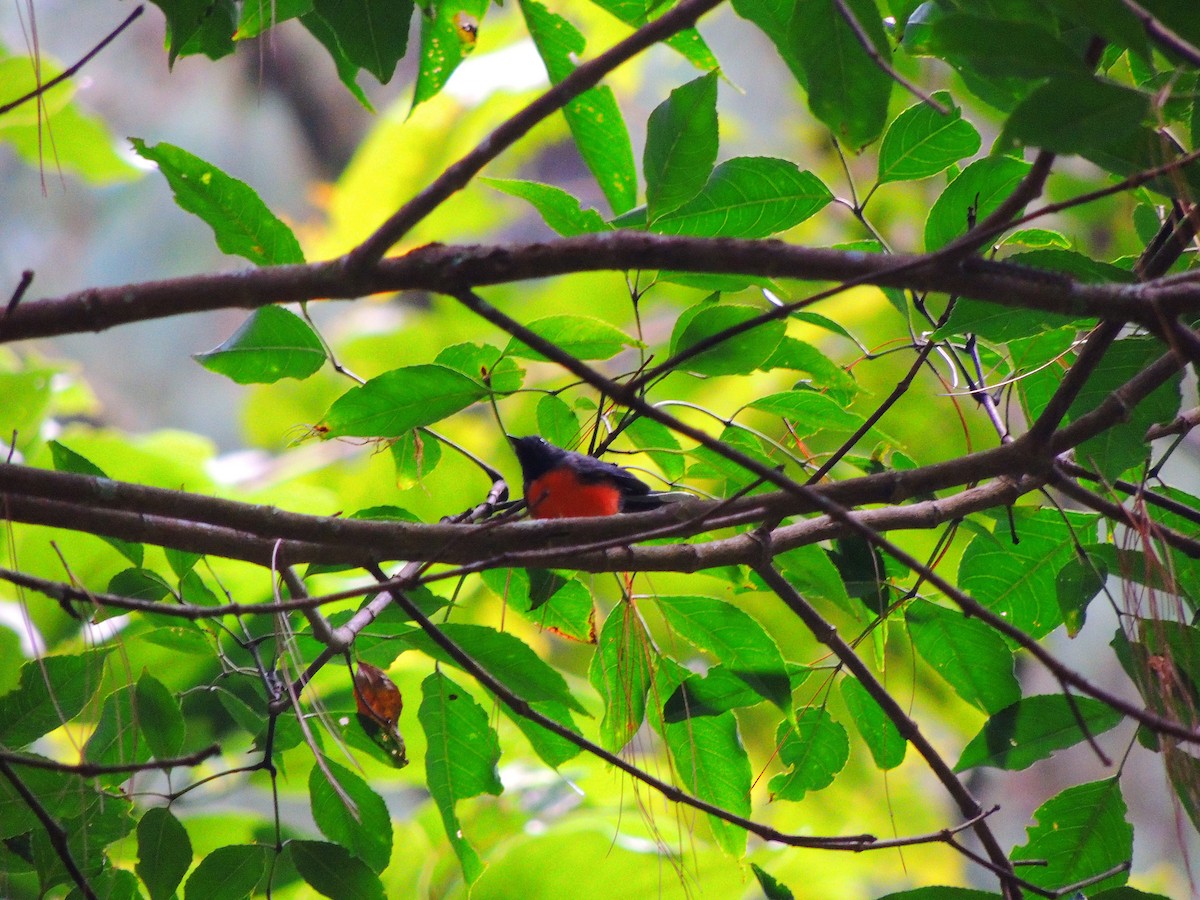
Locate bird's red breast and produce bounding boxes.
[526,466,623,519]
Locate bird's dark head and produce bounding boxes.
[508,435,562,482]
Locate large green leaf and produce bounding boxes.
[401,623,586,713]
[318,364,488,438]
[48,441,144,566]
[644,71,720,220]
[958,508,1096,639]
[135,671,186,761]
[194,306,326,384]
[309,0,414,83]
[927,14,1090,80]
[924,155,1032,250]
[906,600,1020,714]
[0,651,111,748]
[589,602,654,751]
[183,844,268,900]
[520,0,637,214]
[877,91,981,185]
[840,677,906,770]
[664,710,751,855]
[130,139,305,266]
[290,840,386,900]
[137,807,193,900]
[235,0,314,39]
[1066,336,1183,481]
[654,595,790,709]
[505,315,635,361]
[0,54,139,184]
[669,301,787,375]
[649,157,833,238]
[1003,75,1150,156]
[586,0,718,69]
[768,707,849,801]
[309,760,393,873]
[1010,779,1132,893]
[481,178,610,236]
[419,671,502,885]
[791,0,892,147]
[148,0,236,65]
[412,0,489,106]
[955,695,1123,771]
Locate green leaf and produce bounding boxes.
[0,651,111,748]
[1003,76,1150,156]
[759,338,859,406]
[877,91,981,185]
[505,315,634,361]
[412,0,488,106]
[840,677,906,770]
[586,0,718,69]
[290,840,386,900]
[750,863,795,900]
[906,600,1020,715]
[194,306,326,384]
[318,364,488,438]
[0,55,139,184]
[924,155,1032,250]
[401,623,586,713]
[137,807,193,900]
[649,157,833,238]
[520,0,637,214]
[654,595,790,709]
[791,0,892,147]
[927,14,1090,80]
[589,602,654,751]
[768,707,849,801]
[309,0,414,83]
[1067,336,1182,480]
[0,370,53,453]
[84,685,152,781]
[749,390,870,437]
[481,178,610,236]
[670,302,786,375]
[309,760,393,873]
[434,341,524,394]
[535,394,583,450]
[664,710,751,855]
[300,12,374,110]
[644,71,720,220]
[959,508,1093,640]
[135,671,186,760]
[148,0,236,66]
[419,671,502,885]
[130,139,305,266]
[48,441,144,565]
[875,889,997,900]
[663,665,773,722]
[1010,779,1132,893]
[184,844,268,900]
[480,568,596,644]
[955,695,1123,772]
[625,416,685,481]
[1055,552,1108,638]
[389,431,443,490]
[235,0,314,39]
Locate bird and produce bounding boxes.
[509,435,665,519]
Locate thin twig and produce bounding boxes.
[0,757,96,900]
[0,6,144,116]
